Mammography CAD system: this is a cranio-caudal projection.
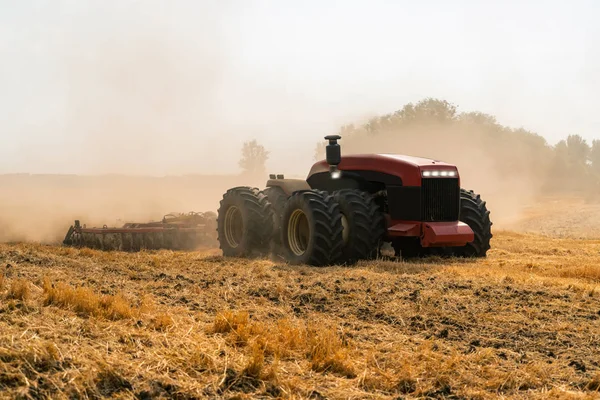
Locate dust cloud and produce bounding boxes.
[0,2,268,243]
[0,3,593,243]
[0,125,592,243]
[0,128,562,244]
[58,3,233,177]
[0,174,256,244]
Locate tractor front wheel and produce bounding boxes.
[217,187,274,257]
[280,190,344,266]
[452,188,493,257]
[333,189,386,264]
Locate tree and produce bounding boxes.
[565,134,590,165]
[458,111,499,128]
[393,98,458,124]
[590,140,600,173]
[238,139,269,177]
[551,136,592,192]
[554,140,568,160]
[312,97,597,196]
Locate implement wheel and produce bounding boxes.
[280,190,344,266]
[217,187,274,257]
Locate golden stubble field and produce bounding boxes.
[1,200,600,399]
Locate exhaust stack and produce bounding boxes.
[324,135,342,178]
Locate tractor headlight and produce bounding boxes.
[422,170,457,178]
[331,170,341,179]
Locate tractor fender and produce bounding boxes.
[265,179,311,196]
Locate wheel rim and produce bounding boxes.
[288,209,310,256]
[341,214,349,244]
[224,206,243,248]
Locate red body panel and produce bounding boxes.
[421,221,474,247]
[308,154,458,186]
[387,221,421,236]
[387,220,474,247]
[309,154,471,247]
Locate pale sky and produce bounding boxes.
[0,0,598,176]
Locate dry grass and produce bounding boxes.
[149,312,175,331]
[42,277,136,320]
[7,278,30,301]
[0,227,599,399]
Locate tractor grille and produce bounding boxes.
[421,178,460,222]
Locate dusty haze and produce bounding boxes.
[3,138,596,244]
[1,1,599,243]
[0,173,268,243]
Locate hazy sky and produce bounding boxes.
[1,0,598,176]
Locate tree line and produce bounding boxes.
[238,98,599,196]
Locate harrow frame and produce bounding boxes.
[63,212,217,251]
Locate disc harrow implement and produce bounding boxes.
[63,212,217,251]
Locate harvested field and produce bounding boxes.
[502,196,600,240]
[0,230,599,399]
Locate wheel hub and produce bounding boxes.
[288,209,310,256]
[341,214,349,244]
[224,206,243,248]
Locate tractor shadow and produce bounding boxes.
[198,247,477,271]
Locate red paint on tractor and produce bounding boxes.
[420,221,474,247]
[387,222,421,236]
[387,220,474,247]
[308,153,458,186]
[309,153,469,248]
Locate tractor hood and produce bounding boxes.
[307,154,458,186]
[373,154,456,167]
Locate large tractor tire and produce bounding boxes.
[332,189,386,264]
[280,190,344,266]
[262,186,289,259]
[452,188,493,257]
[217,187,274,258]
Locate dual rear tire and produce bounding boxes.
[330,189,386,263]
[217,187,274,258]
[278,189,386,266]
[217,187,386,266]
[279,190,344,266]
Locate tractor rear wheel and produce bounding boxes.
[217,187,274,257]
[452,188,492,257]
[280,190,344,266]
[333,189,386,264]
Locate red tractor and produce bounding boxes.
[217,136,492,266]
